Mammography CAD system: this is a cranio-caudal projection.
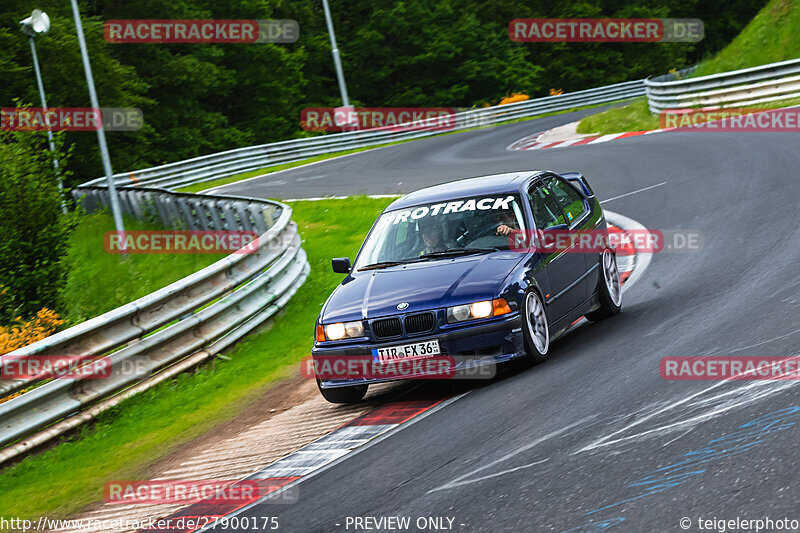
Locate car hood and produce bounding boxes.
[322,253,524,323]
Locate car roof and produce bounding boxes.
[386,171,544,210]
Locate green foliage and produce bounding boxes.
[0,1,153,184]
[59,211,225,324]
[0,130,77,323]
[578,0,800,135]
[0,0,766,188]
[576,98,659,134]
[693,0,800,76]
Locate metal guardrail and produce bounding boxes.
[645,58,800,112]
[80,80,645,191]
[0,186,309,460]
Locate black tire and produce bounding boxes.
[519,288,550,366]
[317,380,368,404]
[586,249,623,322]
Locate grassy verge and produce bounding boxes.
[0,196,394,522]
[576,98,659,135]
[576,95,800,136]
[576,0,800,136]
[59,212,226,325]
[177,100,626,195]
[693,0,800,77]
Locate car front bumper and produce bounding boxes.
[313,313,525,389]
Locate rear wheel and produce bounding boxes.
[520,289,550,366]
[586,249,622,322]
[317,380,368,404]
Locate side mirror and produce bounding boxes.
[332,257,351,273]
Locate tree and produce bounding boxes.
[0,129,77,323]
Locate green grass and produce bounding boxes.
[576,99,659,135]
[693,0,800,77]
[577,0,800,136]
[0,196,394,522]
[576,95,800,136]
[59,213,226,325]
[177,100,625,195]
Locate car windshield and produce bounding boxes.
[354,194,526,270]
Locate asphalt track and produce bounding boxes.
[215,109,800,532]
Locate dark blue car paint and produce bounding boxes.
[313,171,610,389]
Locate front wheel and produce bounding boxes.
[317,380,368,404]
[586,249,622,322]
[520,289,550,366]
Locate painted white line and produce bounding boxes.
[600,181,667,204]
[283,195,350,202]
[296,175,326,182]
[604,210,653,294]
[551,139,583,148]
[430,458,550,491]
[711,326,800,356]
[588,133,625,144]
[505,132,543,151]
[198,392,471,531]
[428,416,594,493]
[575,376,796,454]
[198,144,398,193]
[283,194,401,202]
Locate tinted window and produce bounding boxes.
[528,184,566,229]
[543,175,586,224]
[353,194,526,269]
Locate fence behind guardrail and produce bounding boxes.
[0,186,309,464]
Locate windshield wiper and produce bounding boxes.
[357,260,413,271]
[359,248,498,270]
[417,247,498,259]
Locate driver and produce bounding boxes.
[418,216,457,255]
[495,209,519,236]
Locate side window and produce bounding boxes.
[543,175,586,224]
[527,184,566,229]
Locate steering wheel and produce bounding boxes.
[456,223,509,247]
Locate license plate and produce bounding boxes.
[372,340,440,363]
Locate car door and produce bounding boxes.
[541,173,597,298]
[526,179,588,321]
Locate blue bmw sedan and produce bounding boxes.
[312,171,622,403]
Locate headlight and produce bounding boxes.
[447,298,512,323]
[322,321,364,341]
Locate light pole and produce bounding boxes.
[19,9,66,213]
[69,0,126,237]
[321,0,352,109]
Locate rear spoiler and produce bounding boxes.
[561,172,595,198]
